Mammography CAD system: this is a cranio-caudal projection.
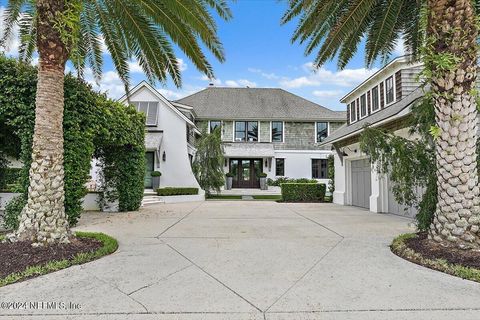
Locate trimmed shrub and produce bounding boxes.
[281,183,326,202]
[268,177,317,186]
[151,171,161,177]
[258,172,267,178]
[157,187,199,196]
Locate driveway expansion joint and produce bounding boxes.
[165,242,263,313]
[155,202,204,238]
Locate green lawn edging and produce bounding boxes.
[391,233,480,283]
[0,231,118,287]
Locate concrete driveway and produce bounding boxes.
[1,201,480,320]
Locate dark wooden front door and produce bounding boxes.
[229,159,262,188]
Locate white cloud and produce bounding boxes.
[394,37,406,56]
[312,89,343,98]
[128,58,188,75]
[177,58,188,72]
[84,68,126,99]
[248,67,282,80]
[199,75,256,88]
[279,63,378,88]
[0,6,20,56]
[225,79,257,87]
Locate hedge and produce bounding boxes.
[281,183,326,202]
[0,55,145,229]
[267,177,317,186]
[157,187,199,196]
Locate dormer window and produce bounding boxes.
[132,101,159,126]
[349,101,357,123]
[371,86,380,112]
[385,76,394,104]
[360,94,367,118]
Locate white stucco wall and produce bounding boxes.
[128,86,202,191]
[273,150,331,185]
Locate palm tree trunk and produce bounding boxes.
[16,0,71,245]
[428,0,480,249]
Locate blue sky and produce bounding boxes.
[0,0,404,111]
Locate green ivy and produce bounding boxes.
[0,55,145,228]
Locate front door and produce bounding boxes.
[144,152,155,188]
[230,159,262,188]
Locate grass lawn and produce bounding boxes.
[252,195,282,200]
[207,195,243,200]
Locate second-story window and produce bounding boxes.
[371,86,380,112]
[271,121,283,142]
[235,121,258,142]
[132,101,159,126]
[209,120,221,133]
[385,76,394,104]
[350,101,357,123]
[360,94,367,118]
[316,122,328,142]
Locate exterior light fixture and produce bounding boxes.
[162,151,166,161]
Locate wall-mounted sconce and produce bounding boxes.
[162,151,166,161]
[224,159,228,167]
[265,159,268,167]
[342,151,348,157]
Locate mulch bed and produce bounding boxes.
[0,237,102,278]
[404,232,480,269]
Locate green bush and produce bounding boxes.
[281,183,326,202]
[0,168,21,191]
[268,177,317,186]
[151,171,161,177]
[157,187,199,196]
[0,55,145,226]
[3,195,25,230]
[258,172,267,178]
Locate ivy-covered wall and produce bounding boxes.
[0,55,145,228]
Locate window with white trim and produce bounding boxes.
[360,94,367,118]
[385,76,394,104]
[371,86,380,111]
[209,120,221,133]
[350,101,357,122]
[235,121,258,142]
[271,121,283,142]
[312,159,328,179]
[132,101,158,126]
[316,122,328,142]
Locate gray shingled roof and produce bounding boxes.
[320,88,423,146]
[175,87,346,121]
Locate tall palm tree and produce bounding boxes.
[283,0,480,249]
[1,0,231,245]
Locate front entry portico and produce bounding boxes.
[229,158,263,188]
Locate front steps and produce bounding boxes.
[142,189,164,206]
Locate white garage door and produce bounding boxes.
[351,159,372,209]
[387,176,419,218]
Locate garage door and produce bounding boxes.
[351,159,371,209]
[387,176,419,218]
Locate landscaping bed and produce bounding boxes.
[0,232,118,287]
[391,232,480,283]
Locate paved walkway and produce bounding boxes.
[1,202,480,319]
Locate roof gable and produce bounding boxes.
[119,81,195,126]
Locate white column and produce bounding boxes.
[333,153,346,205]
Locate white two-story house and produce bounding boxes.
[176,87,346,188]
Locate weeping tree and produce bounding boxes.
[1,0,231,245]
[359,98,438,231]
[192,127,225,196]
[283,0,480,249]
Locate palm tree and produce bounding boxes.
[1,0,231,245]
[283,0,480,249]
